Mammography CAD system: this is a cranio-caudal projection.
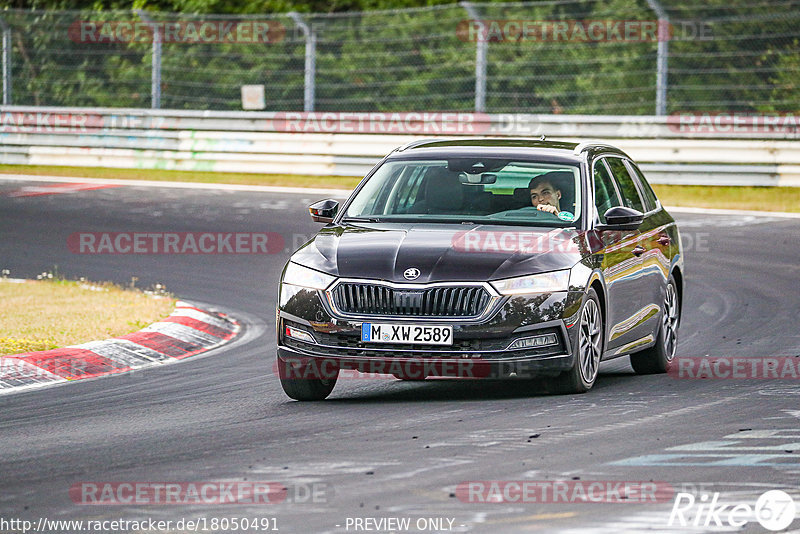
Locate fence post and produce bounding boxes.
[460,2,486,113]
[0,16,11,105]
[289,12,316,112]
[645,0,669,116]
[137,10,162,109]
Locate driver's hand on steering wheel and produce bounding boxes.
[536,204,558,214]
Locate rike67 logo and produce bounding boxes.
[669,490,796,531]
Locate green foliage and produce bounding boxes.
[2,0,798,112]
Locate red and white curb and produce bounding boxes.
[0,301,239,395]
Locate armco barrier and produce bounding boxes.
[1,107,799,186]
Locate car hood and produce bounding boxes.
[290,223,585,283]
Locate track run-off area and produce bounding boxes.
[0,176,799,534]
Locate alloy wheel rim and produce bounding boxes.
[663,283,679,361]
[578,299,602,384]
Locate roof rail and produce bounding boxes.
[394,138,442,152]
[572,141,623,155]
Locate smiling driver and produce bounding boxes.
[529,175,562,215]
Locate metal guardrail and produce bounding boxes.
[1,107,798,186]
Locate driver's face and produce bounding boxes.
[530,182,562,208]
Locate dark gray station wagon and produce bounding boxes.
[276,139,683,400]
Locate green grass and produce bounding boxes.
[1,164,798,213]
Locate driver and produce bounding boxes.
[528,175,562,215]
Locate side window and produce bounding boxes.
[606,157,644,212]
[624,160,659,212]
[593,159,622,223]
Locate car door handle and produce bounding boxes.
[657,236,671,246]
[632,245,646,257]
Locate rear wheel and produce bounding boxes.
[278,354,338,401]
[552,288,603,394]
[630,275,680,375]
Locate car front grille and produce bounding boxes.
[330,283,492,318]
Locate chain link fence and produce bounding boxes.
[0,0,798,114]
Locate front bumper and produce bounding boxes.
[277,345,572,379]
[277,284,584,379]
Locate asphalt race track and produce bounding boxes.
[1,178,799,534]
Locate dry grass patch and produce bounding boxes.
[0,277,175,356]
[652,184,800,213]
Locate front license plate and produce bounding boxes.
[361,323,453,346]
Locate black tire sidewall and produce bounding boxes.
[630,274,679,375]
[556,287,603,393]
[277,354,338,401]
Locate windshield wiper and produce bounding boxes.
[341,216,382,223]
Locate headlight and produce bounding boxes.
[490,270,570,295]
[282,262,337,290]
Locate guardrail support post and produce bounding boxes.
[0,16,11,105]
[460,2,486,113]
[289,12,316,112]
[137,10,162,109]
[645,0,669,116]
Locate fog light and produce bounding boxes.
[285,325,316,344]
[507,333,558,350]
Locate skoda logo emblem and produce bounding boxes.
[403,268,421,281]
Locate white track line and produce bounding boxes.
[0,173,352,197]
[665,205,800,219]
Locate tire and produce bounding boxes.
[552,288,604,394]
[277,354,338,401]
[630,275,680,375]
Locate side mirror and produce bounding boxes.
[309,199,339,223]
[598,206,644,231]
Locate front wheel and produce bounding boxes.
[552,288,604,394]
[277,354,338,401]
[630,275,680,375]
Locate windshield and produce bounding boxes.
[344,158,582,226]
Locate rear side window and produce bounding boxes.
[624,160,659,212]
[593,159,622,223]
[605,157,645,212]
